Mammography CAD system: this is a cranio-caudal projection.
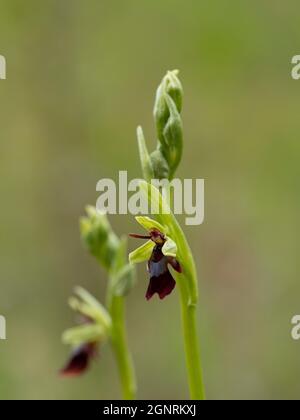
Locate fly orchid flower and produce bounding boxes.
[60,287,111,377]
[129,216,182,300]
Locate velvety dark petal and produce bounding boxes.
[60,343,97,377]
[146,244,177,300]
[168,257,182,273]
[146,269,176,300]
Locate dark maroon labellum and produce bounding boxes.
[146,244,182,300]
[60,343,97,377]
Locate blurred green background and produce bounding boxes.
[0,0,299,400]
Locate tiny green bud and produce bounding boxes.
[80,206,120,271]
[150,148,169,179]
[165,70,183,112]
[153,70,183,136]
[162,94,183,178]
[154,70,183,143]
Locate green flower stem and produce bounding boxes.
[106,285,136,400]
[176,271,206,400]
[171,221,206,400]
[140,181,206,400]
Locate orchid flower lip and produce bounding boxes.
[60,342,97,377]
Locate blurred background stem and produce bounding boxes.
[106,283,136,400]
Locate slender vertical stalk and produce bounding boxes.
[170,218,206,400]
[176,275,206,400]
[107,286,136,400]
[171,219,206,400]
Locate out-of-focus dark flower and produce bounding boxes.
[61,287,111,377]
[60,343,98,377]
[129,217,182,300]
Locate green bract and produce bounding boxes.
[70,286,112,329]
[129,240,154,264]
[135,216,166,234]
[62,324,107,347]
[137,126,154,182]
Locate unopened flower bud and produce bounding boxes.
[153,70,183,179]
[154,70,183,136]
[137,70,183,181]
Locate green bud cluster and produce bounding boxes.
[80,206,120,272]
[138,70,183,181]
[80,206,135,296]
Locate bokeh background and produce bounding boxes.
[0,0,299,400]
